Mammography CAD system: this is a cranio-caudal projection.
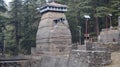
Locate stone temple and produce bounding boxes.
[31,1,71,56]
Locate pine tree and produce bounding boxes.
[0,0,7,12]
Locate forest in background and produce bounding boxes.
[0,0,120,55]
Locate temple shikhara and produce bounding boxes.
[31,1,71,56]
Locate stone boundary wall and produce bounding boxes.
[68,50,111,67]
[100,43,120,52]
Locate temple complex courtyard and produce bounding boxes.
[0,0,120,67]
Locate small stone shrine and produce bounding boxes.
[98,16,120,44]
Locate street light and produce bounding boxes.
[84,15,90,40]
[84,15,90,19]
[108,14,112,28]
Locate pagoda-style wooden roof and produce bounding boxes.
[39,2,67,13]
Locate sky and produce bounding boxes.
[4,0,12,5]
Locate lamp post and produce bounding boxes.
[119,16,120,27]
[108,14,112,28]
[96,17,99,36]
[84,15,90,40]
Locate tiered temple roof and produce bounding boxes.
[39,2,67,14]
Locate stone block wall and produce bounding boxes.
[98,29,120,44]
[30,55,68,67]
[68,50,110,67]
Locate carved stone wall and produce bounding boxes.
[32,12,71,55]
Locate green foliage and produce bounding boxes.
[0,0,7,12]
[1,0,40,55]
